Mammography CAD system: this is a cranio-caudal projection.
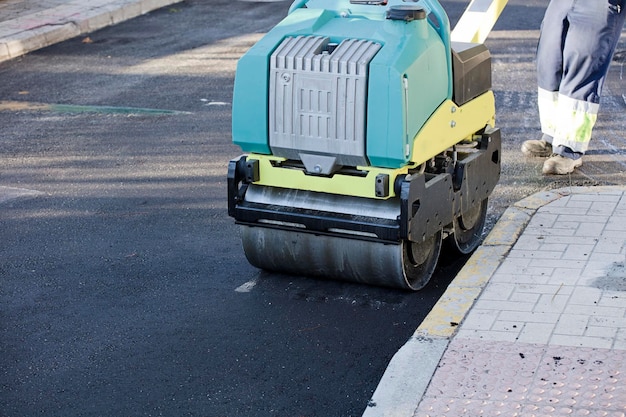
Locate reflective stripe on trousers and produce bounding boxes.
[538,88,599,154]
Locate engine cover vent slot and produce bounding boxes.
[269,36,381,168]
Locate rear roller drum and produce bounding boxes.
[449,198,488,254]
[401,229,443,290]
[240,226,443,291]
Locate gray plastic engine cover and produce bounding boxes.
[269,36,381,169]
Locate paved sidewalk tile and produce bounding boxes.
[456,191,626,350]
[414,338,626,417]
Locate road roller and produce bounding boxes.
[228,0,506,290]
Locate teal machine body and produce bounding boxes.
[232,0,451,168]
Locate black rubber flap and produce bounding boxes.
[386,5,427,21]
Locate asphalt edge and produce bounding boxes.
[362,185,626,417]
[0,0,183,64]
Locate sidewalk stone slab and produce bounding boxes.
[414,339,626,417]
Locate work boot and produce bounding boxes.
[542,154,582,175]
[521,139,553,157]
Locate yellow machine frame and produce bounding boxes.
[248,91,495,199]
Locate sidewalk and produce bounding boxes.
[366,186,626,417]
[0,0,182,63]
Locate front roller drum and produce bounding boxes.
[241,226,442,291]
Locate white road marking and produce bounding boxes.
[235,279,258,293]
[0,186,44,204]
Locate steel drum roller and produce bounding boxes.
[239,185,443,290]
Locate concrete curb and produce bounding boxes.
[362,185,626,417]
[0,0,183,63]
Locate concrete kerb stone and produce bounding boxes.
[103,2,144,26]
[140,0,184,14]
[481,205,532,246]
[0,0,183,63]
[0,41,10,62]
[43,22,82,47]
[362,186,625,417]
[362,336,449,417]
[3,26,53,59]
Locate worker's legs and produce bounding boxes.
[527,0,626,174]
[535,0,570,155]
[536,0,626,158]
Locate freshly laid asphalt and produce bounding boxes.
[1,1,625,416]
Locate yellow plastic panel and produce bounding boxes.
[411,91,496,165]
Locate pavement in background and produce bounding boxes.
[0,0,182,63]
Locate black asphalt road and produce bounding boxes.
[0,1,470,415]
